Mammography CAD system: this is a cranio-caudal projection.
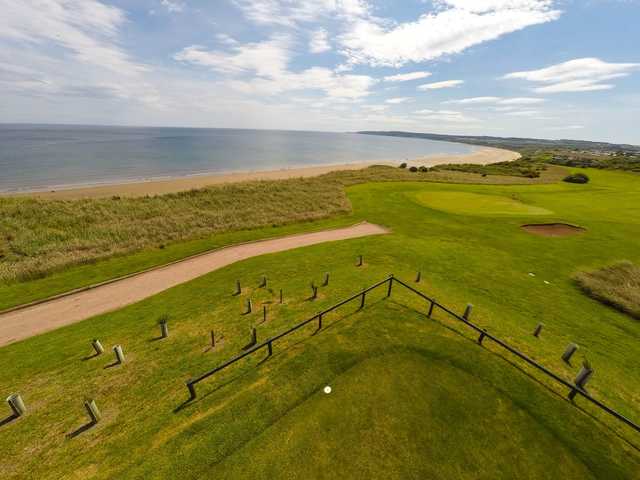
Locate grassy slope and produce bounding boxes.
[575,262,640,320]
[0,165,565,311]
[1,168,639,478]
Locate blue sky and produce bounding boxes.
[1,0,639,143]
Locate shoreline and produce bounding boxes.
[4,147,519,200]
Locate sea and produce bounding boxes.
[0,124,475,192]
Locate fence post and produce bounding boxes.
[92,339,104,356]
[569,363,594,400]
[210,330,215,348]
[359,291,366,310]
[477,329,487,345]
[159,319,169,339]
[245,299,253,314]
[357,255,363,267]
[7,394,26,417]
[415,271,421,283]
[260,276,267,288]
[235,280,241,296]
[562,343,579,363]
[251,328,257,346]
[113,345,125,364]
[318,313,323,330]
[311,283,318,300]
[187,382,197,401]
[268,341,273,357]
[428,300,436,318]
[279,289,283,304]
[386,275,393,297]
[533,323,544,338]
[463,304,473,321]
[323,273,330,287]
[84,399,101,424]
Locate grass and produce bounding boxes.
[413,191,553,216]
[575,262,640,320]
[0,164,565,310]
[2,167,640,478]
[432,155,548,178]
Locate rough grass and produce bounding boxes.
[0,165,565,286]
[575,262,640,320]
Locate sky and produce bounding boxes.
[0,0,639,144]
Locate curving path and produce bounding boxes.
[0,222,388,347]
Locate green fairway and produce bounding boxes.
[1,168,640,478]
[414,190,554,216]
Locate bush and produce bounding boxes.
[409,166,418,172]
[418,166,429,172]
[399,163,407,169]
[563,173,590,184]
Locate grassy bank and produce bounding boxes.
[1,168,640,478]
[575,262,640,320]
[0,165,565,310]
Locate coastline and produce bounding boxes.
[5,146,520,200]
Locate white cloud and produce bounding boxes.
[503,58,640,93]
[498,97,546,104]
[444,96,501,104]
[161,0,185,13]
[309,29,331,53]
[386,97,411,104]
[232,0,367,27]
[444,96,545,105]
[0,0,146,76]
[418,80,464,90]
[384,71,432,82]
[413,108,477,123]
[339,1,561,68]
[175,36,375,99]
[505,110,541,116]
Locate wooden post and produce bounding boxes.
[92,339,104,355]
[359,291,366,310]
[84,399,101,424]
[533,323,544,338]
[477,330,487,345]
[251,328,257,346]
[279,289,283,304]
[323,273,330,287]
[235,280,241,296]
[415,271,421,283]
[463,304,473,321]
[260,276,267,288]
[562,343,578,363]
[428,300,436,318]
[113,345,125,364]
[6,394,26,417]
[386,276,393,297]
[311,284,318,300]
[246,298,253,314]
[318,313,323,330]
[159,320,169,339]
[210,330,215,348]
[267,341,273,357]
[357,255,363,267]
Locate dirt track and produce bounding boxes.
[0,222,388,346]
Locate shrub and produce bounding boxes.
[418,166,429,173]
[399,162,407,169]
[563,173,590,184]
[409,166,418,172]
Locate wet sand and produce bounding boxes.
[6,147,519,200]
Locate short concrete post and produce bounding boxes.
[323,273,330,287]
[267,341,273,357]
[357,255,363,267]
[84,399,101,424]
[415,271,421,283]
[113,345,125,364]
[260,276,267,288]
[7,393,26,417]
[569,363,594,400]
[279,289,283,304]
[235,280,242,295]
[246,298,253,314]
[251,327,257,346]
[210,330,216,348]
[92,339,104,356]
[359,291,366,310]
[477,329,487,345]
[562,343,578,363]
[318,313,323,330]
[463,304,473,321]
[159,319,169,339]
[533,323,544,338]
[311,283,318,300]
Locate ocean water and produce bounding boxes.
[0,125,474,192]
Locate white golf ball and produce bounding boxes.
[324,386,332,394]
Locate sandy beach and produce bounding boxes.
[7,146,519,200]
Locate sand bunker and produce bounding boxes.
[521,223,586,237]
